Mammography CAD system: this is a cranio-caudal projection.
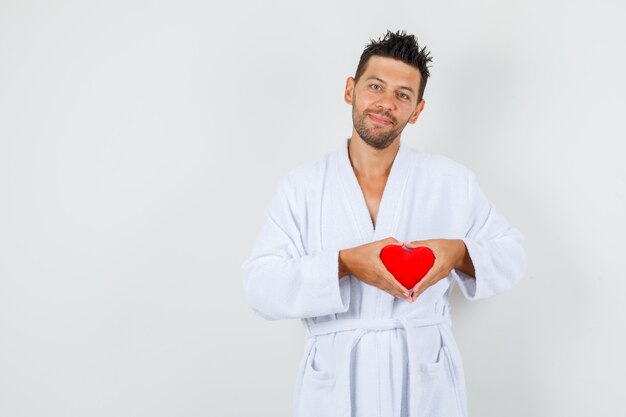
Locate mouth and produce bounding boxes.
[367,113,393,126]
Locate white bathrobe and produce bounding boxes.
[241,137,526,417]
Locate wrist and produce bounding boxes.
[454,239,467,269]
[338,249,351,278]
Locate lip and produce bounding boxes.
[367,113,392,125]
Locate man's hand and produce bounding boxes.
[403,239,474,301]
[339,237,412,302]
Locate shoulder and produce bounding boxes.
[275,148,335,195]
[404,145,476,181]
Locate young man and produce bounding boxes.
[241,30,526,417]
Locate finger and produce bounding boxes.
[411,279,434,300]
[406,241,436,251]
[396,283,411,299]
[413,238,437,245]
[384,272,411,299]
[390,287,411,300]
[408,258,441,295]
[411,268,442,300]
[390,282,410,299]
[384,236,401,244]
[377,262,413,300]
[411,283,428,301]
[414,267,440,291]
[404,240,422,248]
[381,281,407,300]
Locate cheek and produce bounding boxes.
[354,96,372,113]
[403,105,418,120]
[356,89,377,103]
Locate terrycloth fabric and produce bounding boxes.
[241,137,526,417]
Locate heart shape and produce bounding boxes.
[380,244,435,290]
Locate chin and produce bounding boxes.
[363,137,395,150]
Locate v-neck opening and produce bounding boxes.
[336,137,411,242]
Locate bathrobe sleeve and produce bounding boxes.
[453,171,527,300]
[241,176,351,320]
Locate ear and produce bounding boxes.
[344,76,355,105]
[408,99,425,124]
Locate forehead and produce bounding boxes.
[359,55,421,90]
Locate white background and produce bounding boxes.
[1,1,625,416]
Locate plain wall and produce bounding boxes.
[1,1,625,416]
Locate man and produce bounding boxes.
[241,30,526,417]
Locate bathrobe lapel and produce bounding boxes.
[336,137,412,243]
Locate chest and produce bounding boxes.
[316,170,470,251]
[355,174,388,229]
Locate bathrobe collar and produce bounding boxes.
[336,137,413,243]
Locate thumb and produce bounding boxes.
[412,263,442,293]
[404,240,424,248]
[381,266,410,296]
[380,236,402,247]
[387,236,402,244]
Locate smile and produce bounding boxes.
[367,113,392,125]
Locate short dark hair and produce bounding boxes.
[354,30,433,102]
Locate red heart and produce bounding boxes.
[380,245,435,289]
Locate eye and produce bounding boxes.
[370,84,381,91]
[398,92,409,100]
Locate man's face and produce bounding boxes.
[345,55,425,150]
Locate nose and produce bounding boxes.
[375,90,395,112]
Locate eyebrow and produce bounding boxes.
[366,76,415,95]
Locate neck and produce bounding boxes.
[347,133,400,178]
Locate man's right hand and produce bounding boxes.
[338,237,412,302]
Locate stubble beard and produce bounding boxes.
[352,103,408,150]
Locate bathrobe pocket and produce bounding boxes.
[414,345,464,417]
[294,339,336,417]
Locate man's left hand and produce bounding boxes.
[402,239,468,302]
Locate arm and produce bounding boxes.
[454,239,475,278]
[241,177,351,320]
[403,238,474,300]
[339,240,412,300]
[453,171,526,300]
[338,250,350,279]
